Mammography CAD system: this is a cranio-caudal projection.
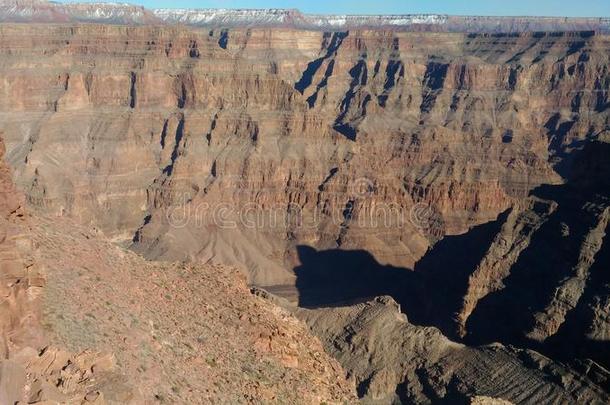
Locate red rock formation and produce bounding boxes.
[0,134,40,358]
[0,26,607,287]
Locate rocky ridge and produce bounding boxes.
[32,213,355,403]
[294,295,610,403]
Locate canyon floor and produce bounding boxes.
[0,1,610,404]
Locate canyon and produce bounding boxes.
[0,1,609,403]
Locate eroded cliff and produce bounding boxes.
[2,25,608,286]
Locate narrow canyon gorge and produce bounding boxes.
[0,1,609,403]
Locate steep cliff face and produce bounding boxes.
[1,25,608,288]
[0,134,40,358]
[459,140,610,365]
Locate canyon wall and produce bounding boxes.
[0,24,608,287]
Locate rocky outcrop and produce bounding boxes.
[296,296,459,403]
[0,135,40,358]
[455,197,558,338]
[1,346,137,404]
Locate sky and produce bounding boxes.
[63,0,610,17]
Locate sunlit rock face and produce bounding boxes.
[1,23,608,287]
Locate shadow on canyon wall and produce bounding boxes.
[464,182,606,346]
[294,140,610,370]
[464,142,610,353]
[293,208,508,340]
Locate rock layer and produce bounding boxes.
[1,0,609,32]
[2,25,608,287]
